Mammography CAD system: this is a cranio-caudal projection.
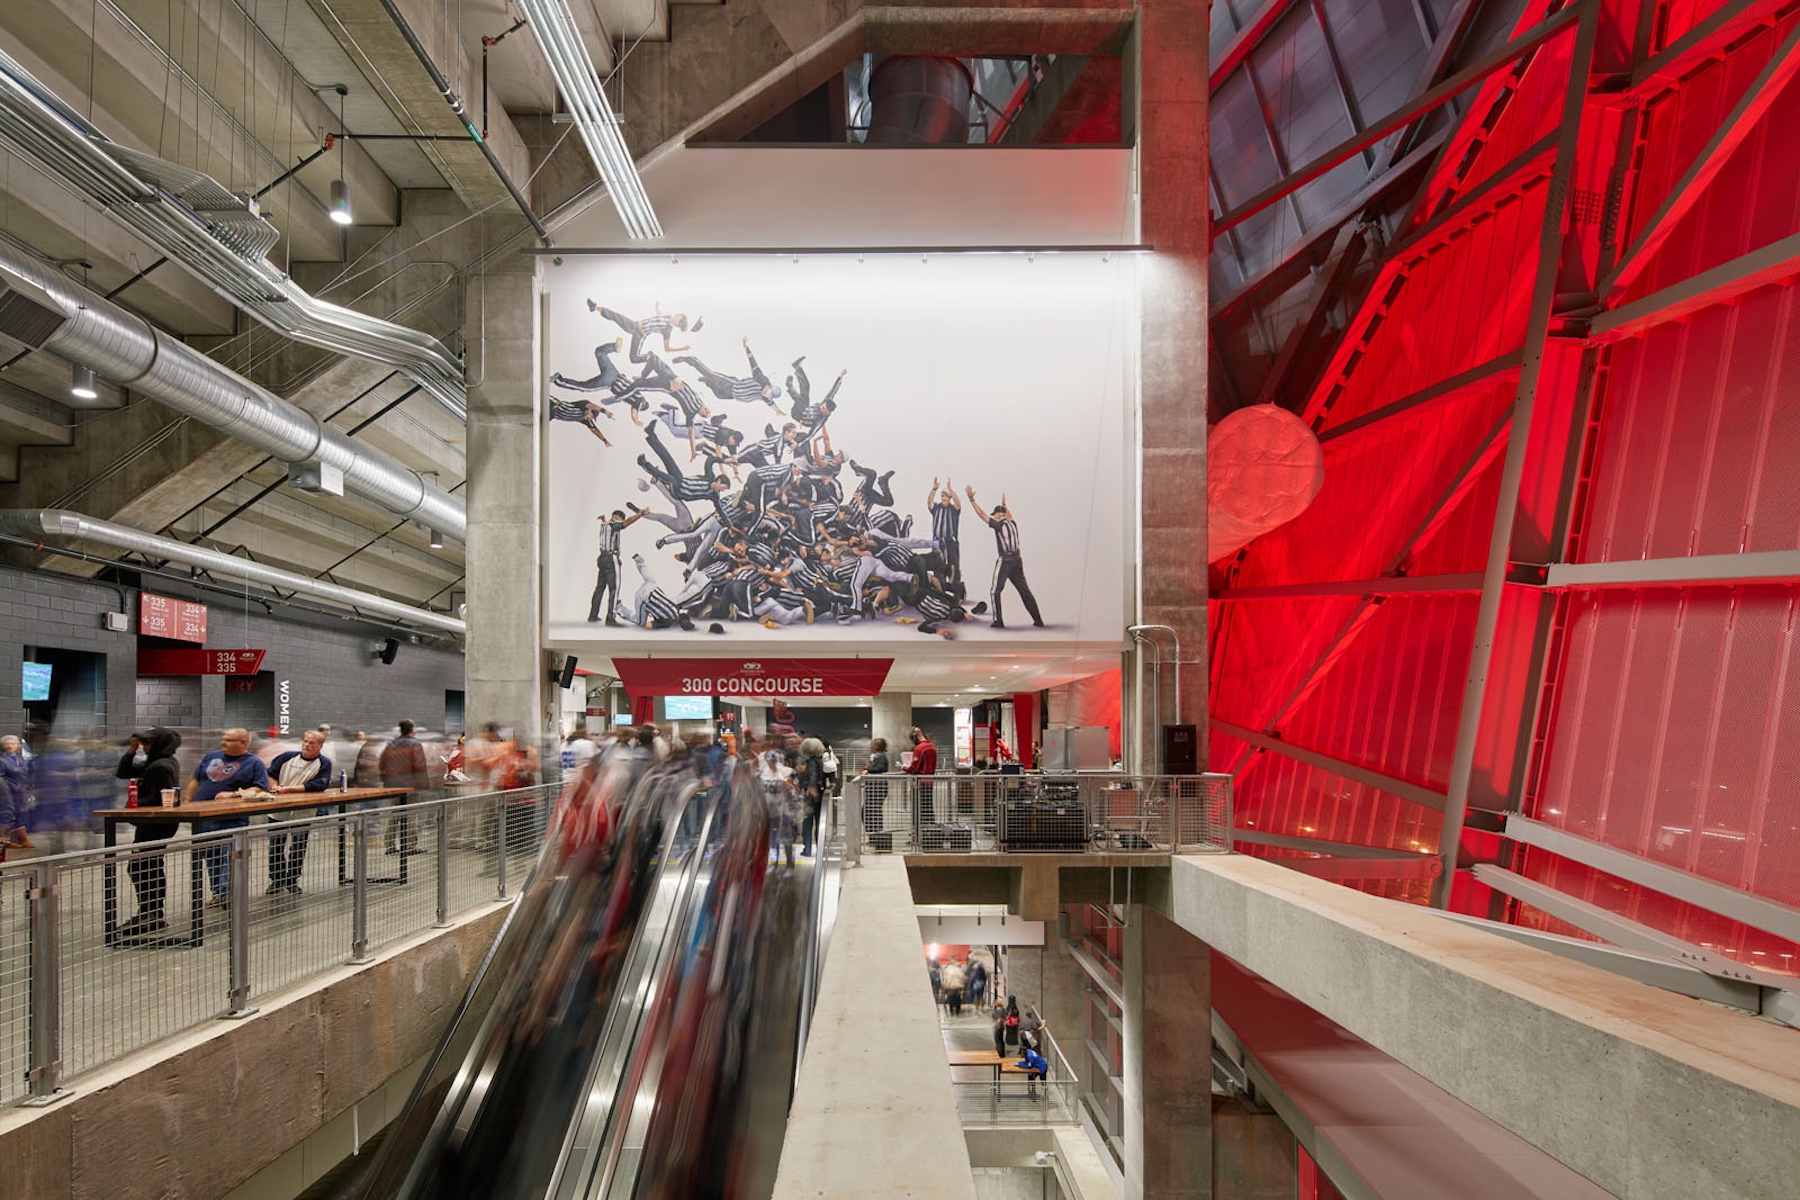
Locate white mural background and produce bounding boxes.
[542,252,1131,648]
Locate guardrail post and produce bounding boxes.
[435,804,451,926]
[846,779,862,867]
[226,830,254,1016]
[26,865,62,1103]
[351,813,370,962]
[495,796,509,898]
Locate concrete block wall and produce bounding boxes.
[0,563,465,745]
[135,677,202,739]
[0,565,139,741]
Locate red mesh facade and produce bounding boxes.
[1210,0,1800,982]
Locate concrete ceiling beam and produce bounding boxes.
[1,1,397,266]
[297,0,535,213]
[0,150,239,337]
[188,477,459,583]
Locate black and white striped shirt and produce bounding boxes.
[931,501,960,546]
[550,399,596,429]
[989,516,1022,557]
[596,521,623,561]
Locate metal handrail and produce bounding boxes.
[843,772,1233,862]
[0,782,560,1107]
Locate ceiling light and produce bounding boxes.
[427,527,444,549]
[70,364,98,401]
[329,179,353,226]
[515,0,661,238]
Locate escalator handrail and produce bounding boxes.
[544,773,729,1200]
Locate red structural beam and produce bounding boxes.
[1214,5,1582,236]
[1589,230,1800,340]
[1603,19,1800,300]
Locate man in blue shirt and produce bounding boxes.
[183,727,270,906]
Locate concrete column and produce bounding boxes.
[1124,905,1212,1199]
[464,219,549,749]
[1135,0,1210,772]
[870,691,911,756]
[1212,1098,1297,1199]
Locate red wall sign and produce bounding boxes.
[612,658,893,699]
[139,594,208,643]
[138,648,267,676]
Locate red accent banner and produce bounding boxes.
[139,593,208,643]
[138,648,267,676]
[612,658,893,699]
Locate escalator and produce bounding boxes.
[354,756,835,1200]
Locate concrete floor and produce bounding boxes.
[0,814,542,1107]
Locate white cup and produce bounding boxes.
[162,788,178,806]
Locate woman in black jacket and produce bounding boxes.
[121,728,181,937]
[861,737,889,842]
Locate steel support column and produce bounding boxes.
[1434,1,1600,907]
[1603,19,1800,300]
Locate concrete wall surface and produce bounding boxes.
[1170,855,1800,1200]
[0,902,510,1200]
[774,857,977,1200]
[0,562,466,742]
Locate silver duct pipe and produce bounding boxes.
[0,49,468,417]
[867,57,976,145]
[0,241,467,540]
[0,509,466,636]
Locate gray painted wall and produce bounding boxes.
[0,564,464,743]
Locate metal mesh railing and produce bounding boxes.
[845,773,1233,859]
[952,1080,1080,1126]
[0,783,555,1106]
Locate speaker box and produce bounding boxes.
[557,656,579,690]
[377,637,400,666]
[1162,724,1198,775]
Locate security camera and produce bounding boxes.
[1034,1151,1055,1165]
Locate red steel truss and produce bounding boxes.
[1208,0,1800,976]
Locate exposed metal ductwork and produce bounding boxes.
[867,57,977,145]
[0,48,468,417]
[0,509,466,635]
[0,241,467,541]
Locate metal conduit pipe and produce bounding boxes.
[1127,623,1182,725]
[0,243,467,540]
[0,49,469,417]
[0,510,466,635]
[373,0,553,246]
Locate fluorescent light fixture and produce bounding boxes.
[329,179,353,226]
[70,364,98,400]
[514,0,661,239]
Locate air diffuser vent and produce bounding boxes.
[0,268,68,348]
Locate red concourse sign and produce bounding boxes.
[138,649,267,676]
[140,593,208,643]
[612,658,893,699]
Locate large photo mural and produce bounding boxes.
[542,254,1129,647]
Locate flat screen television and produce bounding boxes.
[21,662,52,702]
[661,695,713,721]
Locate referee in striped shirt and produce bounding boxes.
[965,487,1044,629]
[589,506,648,624]
[929,477,962,589]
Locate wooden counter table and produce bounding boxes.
[93,787,412,947]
